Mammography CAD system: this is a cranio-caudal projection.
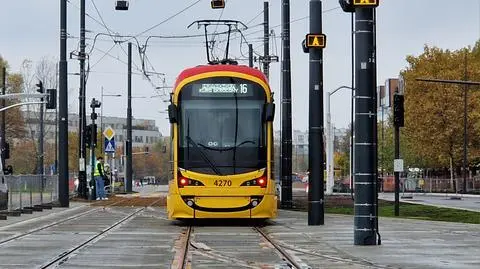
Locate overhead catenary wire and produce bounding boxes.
[132,0,203,38]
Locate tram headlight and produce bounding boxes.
[241,176,267,188]
[178,175,204,188]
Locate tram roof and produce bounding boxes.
[174,64,269,90]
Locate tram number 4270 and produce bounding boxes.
[213,179,232,187]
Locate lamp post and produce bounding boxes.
[100,86,122,154]
[326,86,353,195]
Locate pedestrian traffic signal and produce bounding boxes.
[36,80,44,93]
[393,94,404,127]
[46,89,57,109]
[305,34,326,49]
[353,0,379,7]
[211,0,225,9]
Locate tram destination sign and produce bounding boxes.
[192,83,254,97]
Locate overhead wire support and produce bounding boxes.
[187,20,248,65]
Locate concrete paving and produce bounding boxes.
[0,202,477,268]
[269,210,480,269]
[379,192,480,212]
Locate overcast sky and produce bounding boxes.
[1,0,479,136]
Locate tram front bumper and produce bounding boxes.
[167,194,277,219]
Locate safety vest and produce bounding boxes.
[94,162,104,177]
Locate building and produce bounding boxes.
[377,78,399,121]
[23,110,162,148]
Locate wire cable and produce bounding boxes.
[133,0,203,38]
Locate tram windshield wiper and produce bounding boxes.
[186,135,222,175]
[198,140,255,152]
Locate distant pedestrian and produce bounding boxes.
[94,156,108,200]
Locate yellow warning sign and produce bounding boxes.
[353,0,379,7]
[305,34,326,49]
[103,126,115,141]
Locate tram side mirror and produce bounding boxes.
[264,103,275,122]
[168,104,178,123]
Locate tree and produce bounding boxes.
[401,42,480,174]
[20,57,58,174]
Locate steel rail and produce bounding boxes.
[254,227,305,269]
[39,198,163,268]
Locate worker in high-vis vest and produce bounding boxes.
[94,156,108,200]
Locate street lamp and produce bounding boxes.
[100,86,122,154]
[326,86,353,195]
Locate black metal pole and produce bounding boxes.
[263,0,270,79]
[90,100,97,200]
[248,44,253,68]
[77,0,87,199]
[463,52,468,193]
[39,86,45,205]
[126,42,133,193]
[308,0,324,225]
[354,6,377,245]
[394,121,400,216]
[350,12,355,200]
[59,0,69,207]
[55,65,58,175]
[280,0,293,209]
[372,9,380,245]
[39,94,45,177]
[1,67,5,170]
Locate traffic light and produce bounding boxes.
[46,89,57,109]
[90,98,101,109]
[91,124,97,147]
[36,80,44,93]
[211,0,225,9]
[85,124,92,147]
[339,0,355,12]
[1,142,10,160]
[115,0,129,10]
[393,94,404,127]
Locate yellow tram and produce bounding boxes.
[166,64,276,219]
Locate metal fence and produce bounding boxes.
[380,176,480,193]
[2,175,58,212]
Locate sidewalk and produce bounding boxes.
[270,210,480,269]
[379,192,480,212]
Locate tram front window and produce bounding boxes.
[178,79,267,175]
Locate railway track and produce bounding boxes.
[38,198,163,268]
[0,199,124,246]
[253,226,308,269]
[173,223,310,269]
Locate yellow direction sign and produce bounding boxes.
[305,34,326,49]
[353,0,379,7]
[103,126,115,140]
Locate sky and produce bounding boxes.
[1,0,479,136]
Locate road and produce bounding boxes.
[379,192,480,212]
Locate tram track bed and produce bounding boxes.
[0,203,477,268]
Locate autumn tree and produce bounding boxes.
[401,42,480,174]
